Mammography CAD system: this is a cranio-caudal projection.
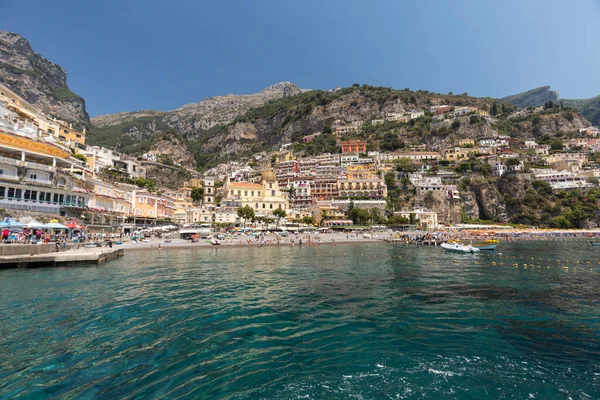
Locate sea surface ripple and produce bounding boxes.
[1,240,599,399]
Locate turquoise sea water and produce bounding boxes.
[1,240,599,399]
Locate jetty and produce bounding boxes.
[0,245,124,269]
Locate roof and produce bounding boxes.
[227,182,263,189]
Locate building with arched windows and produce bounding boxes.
[221,170,289,217]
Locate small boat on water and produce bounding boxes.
[591,241,600,246]
[441,242,480,253]
[473,243,497,251]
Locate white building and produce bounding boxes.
[395,208,439,229]
[533,169,592,190]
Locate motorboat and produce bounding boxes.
[441,242,480,253]
[473,243,498,251]
[591,241,600,246]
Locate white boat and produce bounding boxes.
[441,242,480,253]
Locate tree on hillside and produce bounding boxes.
[490,102,498,116]
[237,206,255,229]
[191,187,204,204]
[273,208,286,228]
[395,157,415,173]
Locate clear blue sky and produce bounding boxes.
[1,0,599,117]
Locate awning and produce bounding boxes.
[43,222,68,230]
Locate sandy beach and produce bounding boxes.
[119,232,385,252]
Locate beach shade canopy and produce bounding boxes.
[43,222,68,230]
[24,221,45,229]
[65,222,84,229]
[0,219,24,228]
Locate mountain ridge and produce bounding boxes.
[503,86,600,126]
[0,30,89,125]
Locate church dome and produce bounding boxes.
[261,170,277,182]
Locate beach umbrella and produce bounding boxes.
[0,219,24,228]
[25,221,45,229]
[44,222,68,230]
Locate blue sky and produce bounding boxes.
[1,0,599,117]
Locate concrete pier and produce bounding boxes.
[0,247,124,268]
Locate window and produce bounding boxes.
[255,203,259,209]
[0,187,4,197]
[149,210,153,215]
[63,129,69,134]
[251,191,254,196]
[53,194,59,203]
[0,169,3,175]
[76,134,82,138]
[24,190,31,200]
[98,187,103,194]
[270,204,273,209]
[271,190,275,196]
[244,191,248,196]
[29,174,37,180]
[59,194,64,203]
[262,203,265,209]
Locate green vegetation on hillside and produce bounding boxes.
[52,87,80,101]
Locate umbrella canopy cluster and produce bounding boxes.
[0,219,68,230]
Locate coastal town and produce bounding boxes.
[3,2,600,398]
[1,81,599,241]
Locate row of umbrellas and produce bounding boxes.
[0,218,84,230]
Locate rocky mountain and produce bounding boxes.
[503,86,600,127]
[562,95,600,127]
[0,30,89,125]
[501,86,559,109]
[88,82,302,148]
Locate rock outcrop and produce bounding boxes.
[0,30,89,125]
[89,82,302,149]
[502,86,559,109]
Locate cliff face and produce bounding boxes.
[0,31,89,125]
[502,86,559,109]
[88,82,302,150]
[504,86,600,126]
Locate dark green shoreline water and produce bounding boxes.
[1,240,599,399]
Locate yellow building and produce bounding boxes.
[441,147,474,161]
[346,163,378,180]
[221,171,289,215]
[187,178,203,188]
[275,150,295,164]
[1,83,85,148]
[458,139,475,147]
[57,121,85,149]
[164,187,194,223]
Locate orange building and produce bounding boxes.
[132,191,176,220]
[341,140,366,153]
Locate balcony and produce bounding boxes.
[24,161,54,172]
[0,155,22,167]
